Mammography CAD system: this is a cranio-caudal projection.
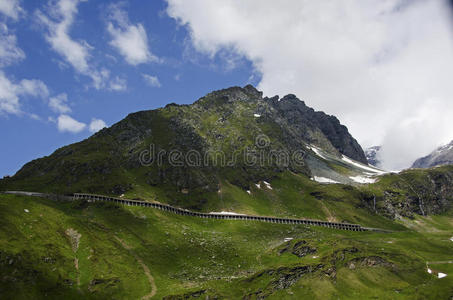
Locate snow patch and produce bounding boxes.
[253,114,261,117]
[309,145,328,160]
[209,211,246,216]
[341,155,387,174]
[263,181,273,190]
[349,176,376,184]
[311,176,339,184]
[24,209,29,213]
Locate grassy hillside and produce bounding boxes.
[1,192,452,299]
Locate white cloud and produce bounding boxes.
[0,0,22,20]
[49,93,71,114]
[0,72,20,114]
[0,71,49,114]
[57,114,86,133]
[0,24,25,67]
[106,3,158,65]
[36,0,121,90]
[142,74,161,87]
[18,79,49,98]
[89,118,107,133]
[166,0,453,170]
[36,0,90,73]
[109,76,127,91]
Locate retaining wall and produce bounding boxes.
[2,191,389,232]
[73,193,367,231]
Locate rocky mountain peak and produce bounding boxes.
[200,85,263,104]
[412,140,453,168]
[365,146,382,167]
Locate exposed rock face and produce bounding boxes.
[361,166,453,219]
[279,240,317,258]
[268,94,368,164]
[365,146,382,167]
[412,140,453,168]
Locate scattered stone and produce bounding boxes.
[346,256,395,270]
[65,228,82,253]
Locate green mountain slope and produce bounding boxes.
[1,193,452,299]
[0,85,366,199]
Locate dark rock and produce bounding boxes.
[163,289,212,300]
[291,240,317,258]
[269,93,367,163]
[243,264,324,299]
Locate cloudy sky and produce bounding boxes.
[1,0,453,176]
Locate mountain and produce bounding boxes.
[365,146,382,167]
[412,140,453,168]
[0,85,368,200]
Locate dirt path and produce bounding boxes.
[320,201,337,223]
[114,236,157,299]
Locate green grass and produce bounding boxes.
[1,193,452,299]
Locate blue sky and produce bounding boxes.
[0,0,258,177]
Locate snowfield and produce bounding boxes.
[311,176,339,184]
[349,176,376,184]
[341,155,387,175]
[309,145,328,160]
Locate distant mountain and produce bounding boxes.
[365,146,382,167]
[412,140,453,168]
